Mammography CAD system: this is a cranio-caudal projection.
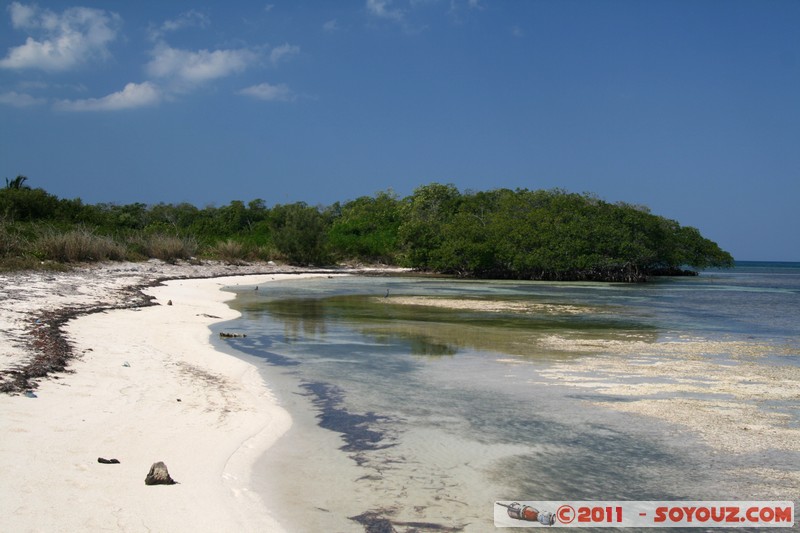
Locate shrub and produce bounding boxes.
[141,234,197,263]
[36,228,127,263]
[210,239,249,264]
[0,222,26,258]
[252,244,278,262]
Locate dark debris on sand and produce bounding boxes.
[0,282,158,394]
[350,510,466,533]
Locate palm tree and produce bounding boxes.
[5,175,30,190]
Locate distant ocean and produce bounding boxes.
[216,261,799,531]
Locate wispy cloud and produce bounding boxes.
[323,19,340,32]
[0,90,46,107]
[54,81,161,111]
[366,0,445,34]
[269,43,300,66]
[162,10,209,33]
[238,82,294,102]
[366,0,404,22]
[447,0,484,23]
[148,9,210,41]
[146,44,258,88]
[0,2,120,72]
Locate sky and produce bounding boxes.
[1,1,798,261]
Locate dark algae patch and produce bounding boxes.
[222,336,300,367]
[350,511,467,532]
[299,381,394,453]
[298,382,474,532]
[351,512,397,533]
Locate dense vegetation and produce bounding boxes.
[1,176,733,280]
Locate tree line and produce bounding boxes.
[1,177,733,280]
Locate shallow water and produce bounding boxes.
[217,263,800,532]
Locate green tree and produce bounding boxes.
[0,176,732,278]
[5,175,30,190]
[269,202,331,265]
[397,183,461,268]
[328,190,401,263]
[397,186,732,280]
[0,183,59,222]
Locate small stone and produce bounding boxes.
[145,461,177,485]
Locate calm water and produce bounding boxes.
[217,262,800,532]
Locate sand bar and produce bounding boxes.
[0,261,346,532]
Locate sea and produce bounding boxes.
[214,261,800,532]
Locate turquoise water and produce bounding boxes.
[218,262,800,532]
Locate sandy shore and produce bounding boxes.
[3,263,796,529]
[0,260,353,532]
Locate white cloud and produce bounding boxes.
[323,19,340,32]
[146,44,258,87]
[8,2,36,27]
[269,43,300,65]
[366,0,404,21]
[162,10,209,32]
[0,90,46,107]
[55,81,160,111]
[0,2,120,72]
[149,10,209,41]
[238,82,294,102]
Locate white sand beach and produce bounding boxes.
[0,262,335,532]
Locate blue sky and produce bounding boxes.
[1,1,798,261]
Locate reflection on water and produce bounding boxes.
[251,291,660,359]
[221,271,799,532]
[263,298,331,341]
